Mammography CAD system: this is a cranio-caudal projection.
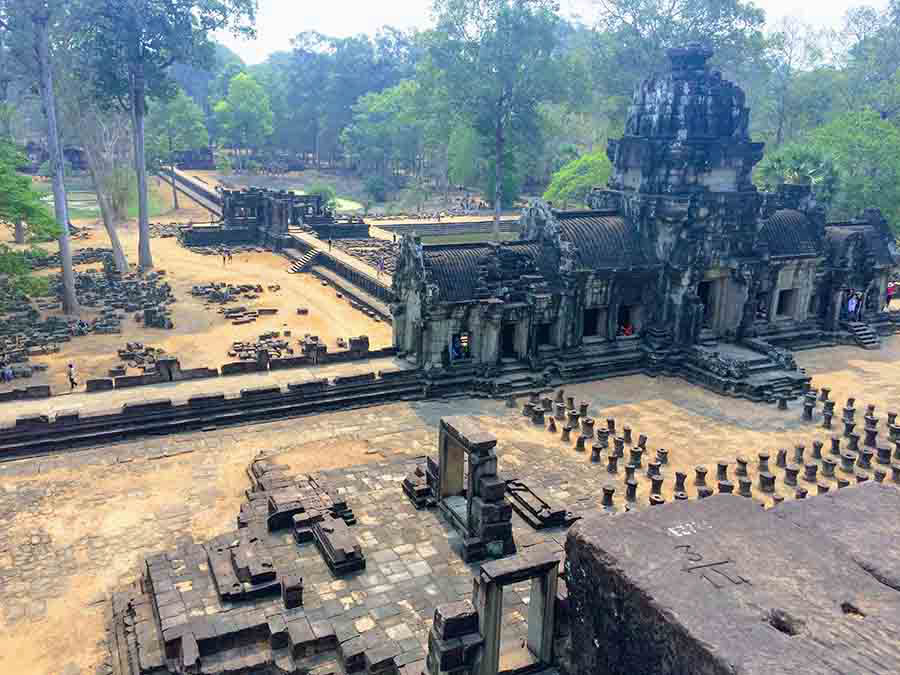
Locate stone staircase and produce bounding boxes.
[847,321,880,349]
[287,249,320,274]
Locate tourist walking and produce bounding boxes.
[227,250,233,264]
[67,363,78,391]
[222,250,227,266]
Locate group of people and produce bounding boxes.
[0,362,14,383]
[221,249,234,266]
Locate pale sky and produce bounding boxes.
[218,0,889,65]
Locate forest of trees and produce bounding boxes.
[169,0,900,230]
[1,0,899,312]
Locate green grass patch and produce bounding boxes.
[420,231,519,245]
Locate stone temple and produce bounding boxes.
[392,45,898,400]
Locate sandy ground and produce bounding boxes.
[0,338,898,674]
[3,181,392,393]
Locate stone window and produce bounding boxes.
[583,308,601,337]
[776,289,798,318]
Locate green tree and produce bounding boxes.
[543,149,613,209]
[808,109,900,228]
[80,0,256,270]
[591,0,767,121]
[447,122,482,188]
[756,143,838,207]
[305,184,336,211]
[147,89,209,210]
[1,0,78,312]
[214,72,273,169]
[430,0,562,238]
[0,140,59,242]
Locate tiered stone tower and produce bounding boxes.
[594,44,767,347]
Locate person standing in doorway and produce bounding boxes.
[67,363,78,391]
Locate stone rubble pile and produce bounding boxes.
[229,331,294,361]
[332,238,398,275]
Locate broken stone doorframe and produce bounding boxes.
[473,548,560,675]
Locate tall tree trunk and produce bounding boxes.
[35,15,78,314]
[170,167,180,211]
[493,115,504,242]
[84,158,128,274]
[14,220,25,244]
[131,65,153,269]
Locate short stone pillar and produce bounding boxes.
[718,480,734,494]
[716,461,729,482]
[567,410,580,428]
[793,445,805,464]
[697,487,713,499]
[629,447,644,468]
[624,463,637,481]
[522,402,534,418]
[547,417,557,433]
[590,444,602,463]
[840,452,856,473]
[561,426,571,443]
[613,436,625,457]
[606,418,616,433]
[776,449,787,468]
[694,466,707,487]
[758,471,775,493]
[738,477,752,498]
[596,428,609,449]
[674,471,687,493]
[606,454,618,474]
[531,408,545,426]
[649,494,665,506]
[757,452,770,473]
[822,412,833,429]
[843,420,856,437]
[574,435,586,452]
[625,480,637,502]
[735,456,749,477]
[656,448,668,465]
[579,402,589,417]
[554,403,566,421]
[811,441,823,460]
[817,482,830,495]
[581,417,595,438]
[646,461,661,479]
[864,427,878,448]
[795,487,808,499]
[541,397,553,412]
[876,446,892,465]
[858,448,873,469]
[822,458,836,478]
[566,396,575,411]
[847,433,860,453]
[784,464,799,486]
[601,485,615,510]
[803,463,818,483]
[802,401,815,421]
[830,436,841,456]
[622,426,632,445]
[637,434,648,450]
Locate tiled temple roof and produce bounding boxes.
[422,242,544,302]
[556,212,653,269]
[759,209,820,258]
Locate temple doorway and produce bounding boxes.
[501,323,517,359]
[697,281,715,327]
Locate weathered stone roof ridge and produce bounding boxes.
[759,209,822,259]
[422,241,543,302]
[556,212,656,269]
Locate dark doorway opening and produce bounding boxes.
[697,281,714,325]
[536,323,552,346]
[776,289,797,317]
[617,305,634,336]
[583,308,600,337]
[501,324,517,358]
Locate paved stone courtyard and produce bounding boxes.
[1,337,898,674]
